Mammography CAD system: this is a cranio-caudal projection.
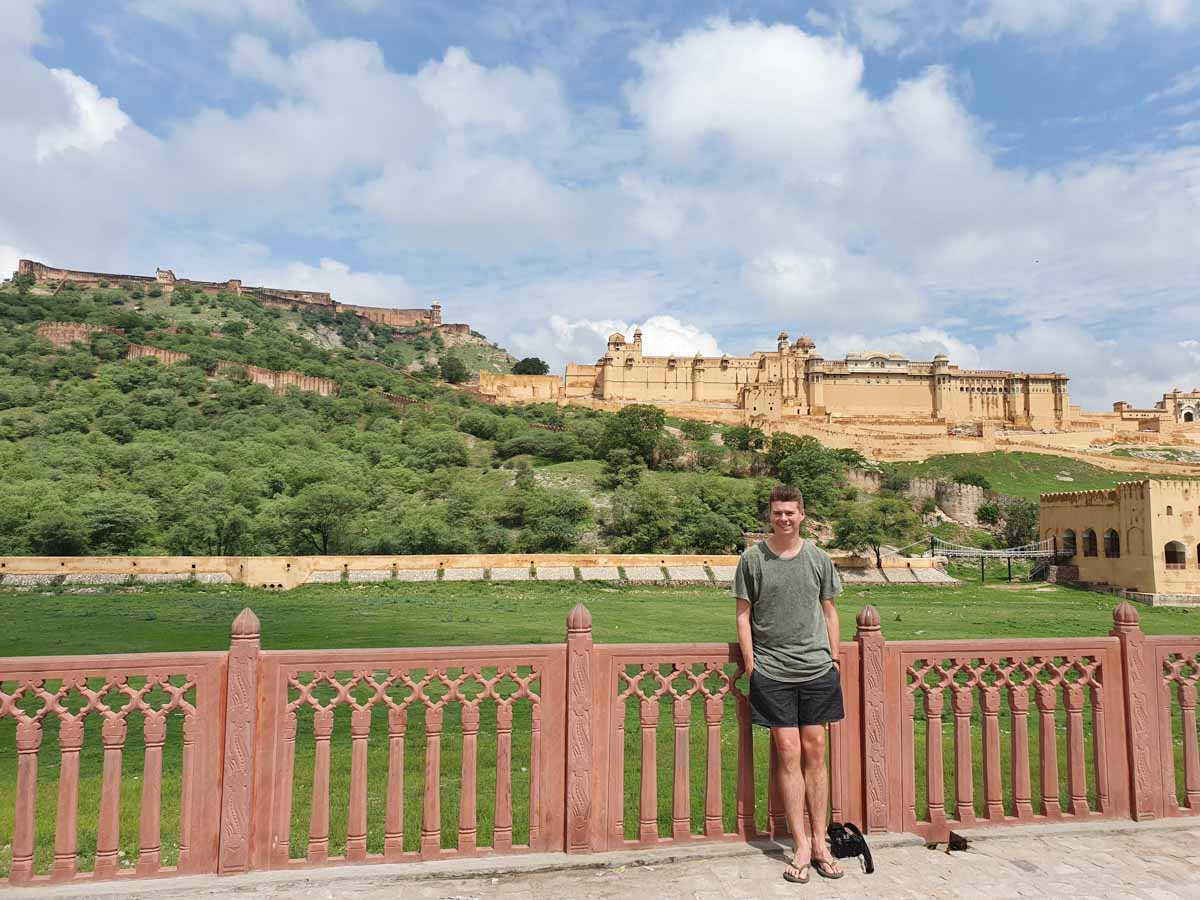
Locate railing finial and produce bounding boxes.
[856,604,881,634]
[1112,600,1140,629]
[231,608,260,640]
[566,603,592,634]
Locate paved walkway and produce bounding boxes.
[13,819,1200,900]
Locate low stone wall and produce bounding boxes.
[0,552,949,591]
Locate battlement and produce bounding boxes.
[15,259,451,333]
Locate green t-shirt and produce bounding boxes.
[732,540,842,683]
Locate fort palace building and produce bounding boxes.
[482,329,1072,429]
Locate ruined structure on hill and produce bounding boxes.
[16,259,456,330]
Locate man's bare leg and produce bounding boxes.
[771,728,811,879]
[800,724,843,877]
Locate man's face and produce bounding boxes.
[770,501,805,536]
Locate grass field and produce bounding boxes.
[884,451,1156,500]
[1,580,1197,876]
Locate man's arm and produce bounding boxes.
[735,597,754,676]
[822,599,840,666]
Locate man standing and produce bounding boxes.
[734,484,844,883]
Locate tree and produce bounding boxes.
[976,501,1002,526]
[512,357,550,375]
[281,483,367,554]
[722,425,766,451]
[770,434,848,516]
[831,497,920,567]
[601,403,665,466]
[27,507,87,555]
[439,354,469,384]
[1002,499,1039,547]
[605,480,677,552]
[598,447,646,489]
[679,419,711,442]
[78,490,157,554]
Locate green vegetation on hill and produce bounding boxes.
[883,451,1156,501]
[0,280,869,557]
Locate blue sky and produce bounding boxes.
[3,1,1200,409]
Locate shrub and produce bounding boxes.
[976,501,1002,526]
[512,357,550,376]
[679,419,712,441]
[954,471,991,489]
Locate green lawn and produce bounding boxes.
[884,451,1156,501]
[2,580,1197,876]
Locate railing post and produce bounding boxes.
[565,603,597,852]
[219,608,261,874]
[1111,601,1164,820]
[856,605,888,833]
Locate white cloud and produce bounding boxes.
[961,0,1198,42]
[1147,65,1200,102]
[247,257,419,308]
[0,246,24,281]
[536,314,722,364]
[126,0,315,38]
[0,0,46,50]
[824,327,985,368]
[35,69,131,163]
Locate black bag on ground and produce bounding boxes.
[827,821,874,874]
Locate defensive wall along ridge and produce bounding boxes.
[15,258,472,333]
[0,551,954,591]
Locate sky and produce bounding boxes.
[2,1,1200,410]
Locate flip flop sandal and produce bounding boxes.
[812,858,844,880]
[783,861,810,884]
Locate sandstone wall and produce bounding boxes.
[128,343,190,365]
[36,322,123,348]
[215,361,337,396]
[0,551,947,591]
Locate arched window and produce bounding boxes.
[1104,529,1120,558]
[1167,506,1174,516]
[1185,411,1195,422]
[1062,529,1077,556]
[1083,529,1098,557]
[1165,541,1187,569]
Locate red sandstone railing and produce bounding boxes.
[1,601,1197,888]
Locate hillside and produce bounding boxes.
[881,451,1157,501]
[0,275,792,558]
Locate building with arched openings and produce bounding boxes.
[1040,479,1200,603]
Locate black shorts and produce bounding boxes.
[749,666,845,728]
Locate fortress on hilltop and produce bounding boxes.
[15,259,471,333]
[483,328,1072,428]
[479,329,1200,459]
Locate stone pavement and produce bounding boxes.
[12,819,1200,900]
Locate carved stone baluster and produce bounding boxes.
[902,686,917,828]
[1180,682,1200,811]
[951,682,975,824]
[262,710,296,868]
[672,687,691,840]
[1035,680,1062,818]
[10,718,44,884]
[735,674,755,838]
[219,609,261,876]
[704,695,724,837]
[307,708,334,864]
[1064,681,1089,816]
[528,698,542,848]
[421,705,445,859]
[924,688,947,833]
[856,606,887,834]
[639,695,660,844]
[980,685,1004,822]
[564,606,594,852]
[1009,682,1034,820]
[383,706,408,860]
[346,706,372,861]
[1090,682,1111,815]
[137,710,169,874]
[458,704,480,855]
[94,714,129,878]
[177,712,197,871]
[1111,602,1160,820]
[493,703,513,851]
[51,718,85,882]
